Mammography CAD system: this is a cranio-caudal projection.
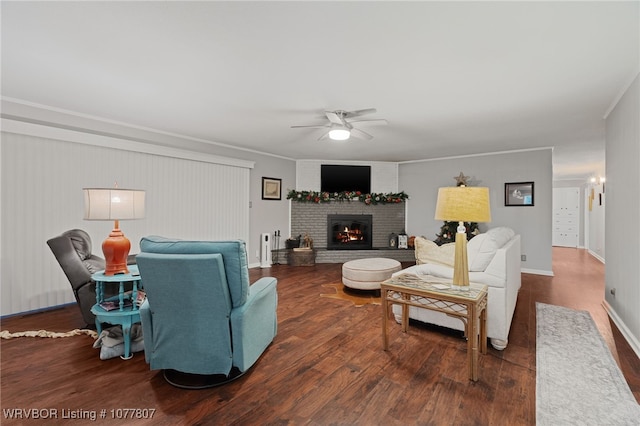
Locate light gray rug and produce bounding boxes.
[536,302,640,425]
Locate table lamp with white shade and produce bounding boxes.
[83,187,145,276]
[434,186,491,290]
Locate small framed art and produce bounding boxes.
[262,177,282,200]
[505,182,534,206]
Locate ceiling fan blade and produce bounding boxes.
[344,108,377,118]
[317,131,331,141]
[291,124,328,129]
[347,118,388,125]
[350,128,373,140]
[294,109,381,140]
[325,111,345,125]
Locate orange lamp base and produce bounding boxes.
[102,220,131,276]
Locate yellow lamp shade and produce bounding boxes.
[434,186,491,290]
[434,186,491,223]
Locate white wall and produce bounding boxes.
[399,149,553,275]
[1,99,297,270]
[248,159,296,262]
[587,181,606,260]
[604,72,640,356]
[0,100,296,316]
[1,129,251,316]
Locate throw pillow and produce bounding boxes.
[414,237,455,267]
[468,227,515,271]
[93,324,144,360]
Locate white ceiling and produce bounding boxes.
[2,1,638,180]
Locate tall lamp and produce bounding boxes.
[434,186,491,290]
[83,187,145,276]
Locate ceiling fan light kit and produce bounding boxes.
[329,128,351,141]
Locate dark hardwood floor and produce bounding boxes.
[1,247,638,425]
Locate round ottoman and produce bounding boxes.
[342,258,402,290]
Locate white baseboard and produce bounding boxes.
[249,262,277,269]
[602,300,640,359]
[249,264,557,277]
[521,268,554,276]
[588,250,606,264]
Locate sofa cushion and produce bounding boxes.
[468,227,515,272]
[414,237,455,267]
[397,263,505,289]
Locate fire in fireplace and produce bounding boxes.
[327,214,373,250]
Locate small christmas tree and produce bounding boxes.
[434,221,479,246]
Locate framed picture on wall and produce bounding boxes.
[505,182,534,206]
[262,177,282,200]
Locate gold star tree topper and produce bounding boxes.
[454,172,469,186]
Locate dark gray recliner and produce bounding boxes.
[47,229,135,327]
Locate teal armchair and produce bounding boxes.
[136,236,278,388]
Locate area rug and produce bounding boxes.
[0,329,97,339]
[536,302,640,425]
[320,283,380,307]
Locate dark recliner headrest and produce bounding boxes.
[62,229,92,261]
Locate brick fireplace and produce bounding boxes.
[287,201,414,263]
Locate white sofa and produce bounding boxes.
[392,227,521,350]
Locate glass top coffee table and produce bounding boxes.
[380,273,488,381]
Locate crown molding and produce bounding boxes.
[603,70,640,120]
[398,147,553,165]
[2,96,293,162]
[1,117,255,169]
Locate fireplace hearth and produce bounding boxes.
[327,214,372,250]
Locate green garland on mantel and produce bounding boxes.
[287,190,409,205]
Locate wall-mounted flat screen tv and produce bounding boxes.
[321,165,371,194]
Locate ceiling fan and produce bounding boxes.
[291,108,387,141]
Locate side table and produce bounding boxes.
[381,273,488,381]
[90,265,142,360]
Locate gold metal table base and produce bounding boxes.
[381,274,488,381]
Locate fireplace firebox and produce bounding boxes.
[327,214,373,250]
